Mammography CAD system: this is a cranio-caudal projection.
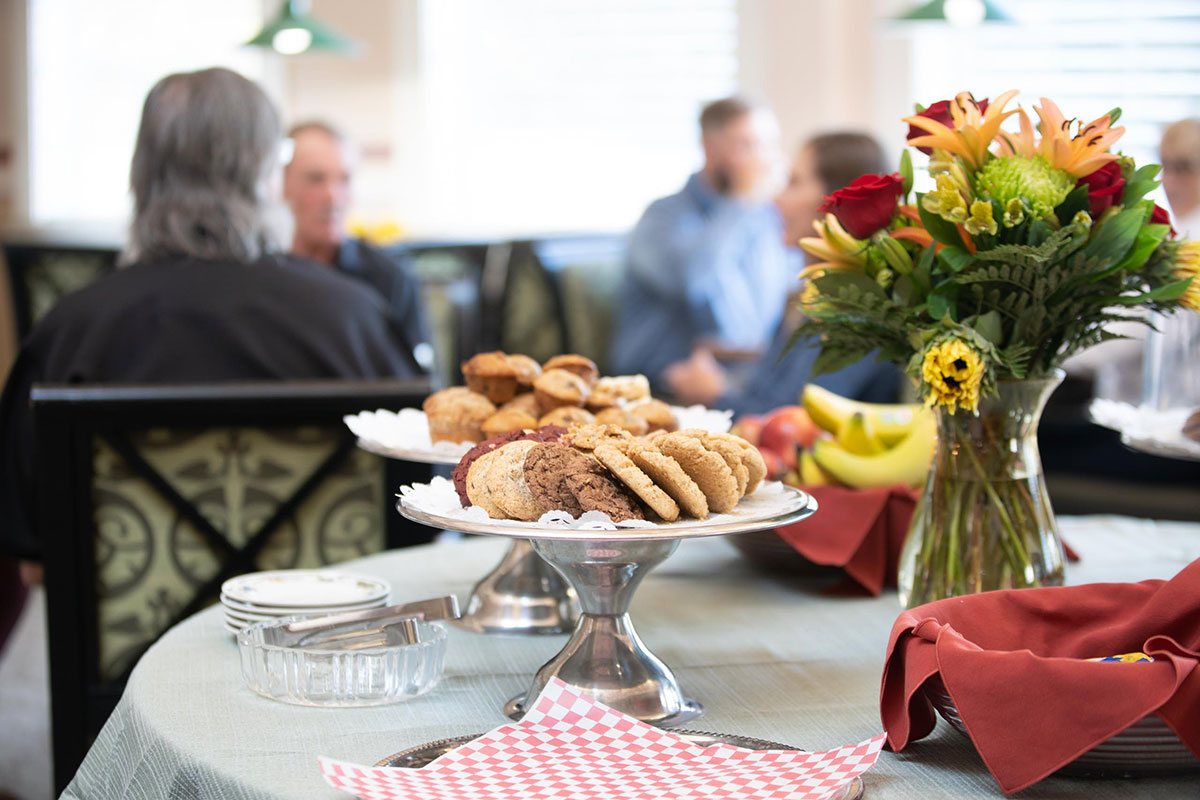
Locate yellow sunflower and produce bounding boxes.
[1177,241,1200,312]
[921,340,984,413]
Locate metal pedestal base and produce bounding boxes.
[452,539,579,635]
[505,537,701,725]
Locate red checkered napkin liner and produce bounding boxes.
[320,678,885,800]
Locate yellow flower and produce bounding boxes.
[798,213,868,279]
[1177,241,1200,312]
[922,340,984,413]
[1034,98,1124,178]
[800,274,823,307]
[922,173,969,223]
[904,90,1020,171]
[964,200,997,236]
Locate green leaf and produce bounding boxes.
[1053,185,1089,226]
[1083,205,1147,267]
[937,245,977,273]
[899,149,914,197]
[974,309,1003,345]
[1106,223,1170,276]
[892,274,915,306]
[927,283,958,322]
[917,197,966,248]
[813,269,888,300]
[1027,218,1051,247]
[1122,164,1161,206]
[812,345,869,375]
[1115,278,1192,305]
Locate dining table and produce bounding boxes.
[62,514,1200,800]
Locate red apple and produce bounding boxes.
[730,415,765,446]
[760,406,820,452]
[758,447,785,481]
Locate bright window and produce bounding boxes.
[27,0,267,227]
[410,0,739,235]
[906,0,1200,185]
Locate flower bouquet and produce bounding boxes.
[790,90,1199,607]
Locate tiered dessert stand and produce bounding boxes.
[398,483,818,723]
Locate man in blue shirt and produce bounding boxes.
[609,98,791,391]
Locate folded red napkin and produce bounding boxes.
[773,485,917,595]
[880,557,1200,794]
[320,678,886,800]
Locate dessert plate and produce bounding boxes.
[221,570,390,608]
[397,478,817,541]
[345,406,734,465]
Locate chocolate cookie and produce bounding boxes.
[564,470,645,522]
[523,442,590,517]
[655,432,740,514]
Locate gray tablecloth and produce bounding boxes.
[64,515,1200,800]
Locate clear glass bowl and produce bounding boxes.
[236,614,447,706]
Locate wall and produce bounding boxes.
[0,0,28,377]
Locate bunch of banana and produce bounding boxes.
[789,384,936,490]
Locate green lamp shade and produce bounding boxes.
[897,0,1013,25]
[246,1,363,56]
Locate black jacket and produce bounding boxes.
[0,253,423,558]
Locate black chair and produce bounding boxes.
[34,379,435,792]
[2,241,120,341]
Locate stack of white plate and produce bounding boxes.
[220,570,391,635]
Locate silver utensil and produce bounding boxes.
[257,596,460,650]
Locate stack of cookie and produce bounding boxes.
[423,351,679,444]
[453,423,767,524]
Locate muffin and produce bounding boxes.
[482,408,539,438]
[539,406,596,429]
[595,407,650,436]
[631,399,678,433]
[542,354,599,388]
[424,387,496,444]
[533,368,589,414]
[1185,409,1200,443]
[593,374,651,403]
[461,351,520,403]
[499,392,541,418]
[506,354,542,388]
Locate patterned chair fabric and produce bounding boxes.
[93,427,386,680]
[3,243,119,340]
[33,379,433,792]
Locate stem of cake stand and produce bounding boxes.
[503,536,702,725]
[452,539,580,635]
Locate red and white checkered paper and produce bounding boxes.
[319,678,886,800]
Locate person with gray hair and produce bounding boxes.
[0,67,422,578]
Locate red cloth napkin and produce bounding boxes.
[773,485,917,596]
[880,557,1200,794]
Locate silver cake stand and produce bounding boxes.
[353,435,579,635]
[398,483,818,724]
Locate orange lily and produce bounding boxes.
[1034,97,1124,178]
[995,108,1038,158]
[798,213,868,279]
[904,89,1020,171]
[890,227,935,249]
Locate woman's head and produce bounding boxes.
[776,131,887,247]
[127,67,283,264]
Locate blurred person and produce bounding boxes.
[1161,118,1200,237]
[666,132,900,415]
[609,97,792,391]
[283,122,429,366]
[0,68,423,615]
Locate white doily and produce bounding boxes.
[1088,399,1200,460]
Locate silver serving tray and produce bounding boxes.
[375,729,864,799]
[397,483,818,541]
[926,679,1199,778]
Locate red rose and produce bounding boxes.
[1076,161,1125,217]
[907,98,989,155]
[817,173,904,239]
[1150,203,1178,239]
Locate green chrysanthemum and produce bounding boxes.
[978,155,1073,220]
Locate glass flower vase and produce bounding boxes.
[898,371,1066,608]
